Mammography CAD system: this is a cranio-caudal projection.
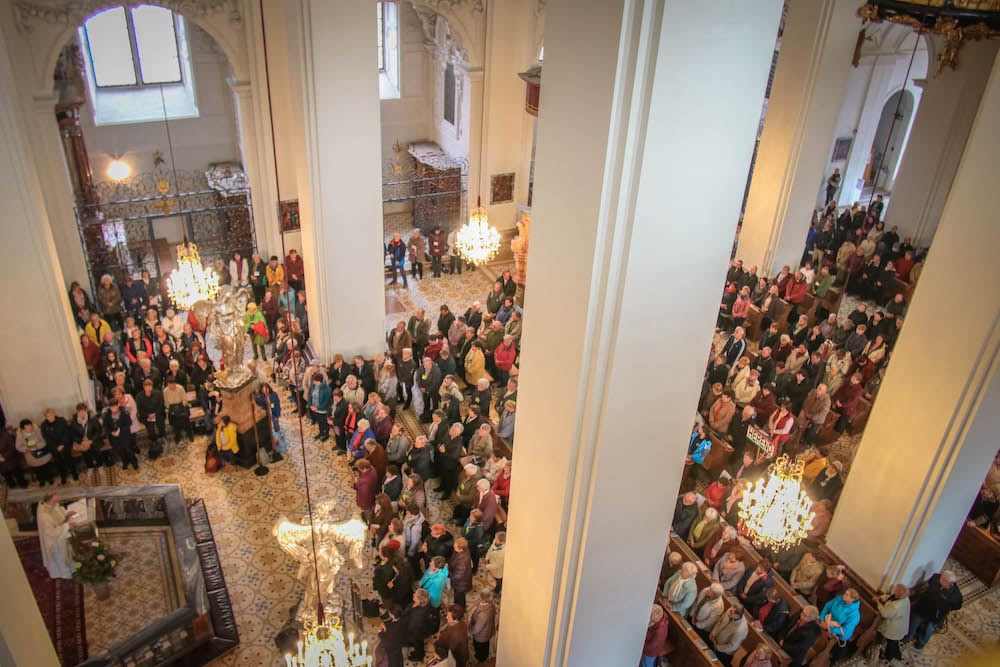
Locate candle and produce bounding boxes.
[348,632,354,654]
[361,641,368,656]
[285,656,292,667]
[297,640,303,664]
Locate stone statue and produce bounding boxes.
[273,500,371,622]
[203,285,254,389]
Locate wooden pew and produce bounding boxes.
[670,535,791,667]
[812,545,882,659]
[952,522,1000,587]
[747,306,765,341]
[701,432,736,479]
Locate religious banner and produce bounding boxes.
[746,424,776,458]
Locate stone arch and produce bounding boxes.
[410,0,481,68]
[26,1,248,96]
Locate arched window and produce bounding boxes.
[83,5,181,87]
[443,62,456,125]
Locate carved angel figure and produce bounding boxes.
[273,501,370,622]
[204,285,253,389]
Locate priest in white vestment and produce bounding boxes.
[37,493,76,580]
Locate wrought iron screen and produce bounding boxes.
[75,167,256,295]
[382,144,468,236]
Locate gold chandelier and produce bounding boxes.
[284,615,371,667]
[738,455,815,552]
[165,241,220,310]
[456,196,501,266]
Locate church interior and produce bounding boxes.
[1,1,1000,666]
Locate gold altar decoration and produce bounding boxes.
[738,455,815,552]
[456,196,501,266]
[166,242,219,310]
[284,614,371,667]
[858,1,1000,76]
[511,209,531,286]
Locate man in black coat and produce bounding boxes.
[908,570,963,648]
[672,493,699,540]
[419,524,455,570]
[135,379,166,458]
[400,589,434,661]
[416,357,442,422]
[437,305,456,338]
[737,560,774,616]
[721,328,748,366]
[777,606,822,667]
[436,424,465,496]
[500,270,517,298]
[352,356,377,395]
[374,606,406,667]
[462,303,483,334]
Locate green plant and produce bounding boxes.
[71,540,121,585]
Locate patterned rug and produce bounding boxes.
[15,537,88,666]
[83,528,181,656]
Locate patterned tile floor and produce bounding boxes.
[83,528,180,655]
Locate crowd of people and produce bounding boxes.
[268,262,523,665]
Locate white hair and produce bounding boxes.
[710,582,724,595]
[681,562,698,577]
[476,478,490,490]
[704,508,719,521]
[478,378,490,389]
[464,464,479,474]
[357,419,370,430]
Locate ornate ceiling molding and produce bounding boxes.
[14,0,242,33]
[416,0,484,15]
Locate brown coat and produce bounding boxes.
[365,443,388,481]
[708,397,736,433]
[469,601,496,643]
[435,621,469,667]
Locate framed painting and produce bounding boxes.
[491,173,515,205]
[831,137,852,162]
[279,200,300,232]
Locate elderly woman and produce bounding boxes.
[876,584,910,662]
[96,274,123,330]
[661,562,699,616]
[689,506,722,552]
[713,551,746,592]
[641,604,671,667]
[822,588,862,663]
[743,645,773,667]
[496,399,516,443]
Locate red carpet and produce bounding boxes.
[15,538,88,666]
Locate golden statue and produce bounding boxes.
[511,210,531,286]
[202,285,254,389]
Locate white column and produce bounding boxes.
[827,50,1000,589]
[0,24,90,419]
[837,57,897,206]
[29,95,89,289]
[286,0,386,359]
[884,39,999,246]
[498,1,782,665]
[0,519,59,666]
[737,0,859,275]
[229,80,282,260]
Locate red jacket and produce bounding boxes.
[492,471,511,499]
[785,279,808,304]
[642,616,670,658]
[704,481,728,508]
[834,381,864,416]
[494,343,517,371]
[355,466,378,511]
[284,253,304,281]
[731,296,751,319]
[894,257,915,282]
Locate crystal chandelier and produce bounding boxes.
[738,455,815,552]
[166,241,220,310]
[456,196,501,266]
[285,615,371,667]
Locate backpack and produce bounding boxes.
[205,445,221,473]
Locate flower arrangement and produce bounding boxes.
[72,540,121,585]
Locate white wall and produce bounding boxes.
[81,23,241,183]
[823,27,928,207]
[381,1,432,160]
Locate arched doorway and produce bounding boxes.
[869,89,914,190]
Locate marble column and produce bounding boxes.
[229,79,282,260]
[738,0,860,276]
[285,0,386,360]
[0,24,90,419]
[0,519,59,666]
[497,0,782,664]
[29,95,89,289]
[827,49,1000,589]
[884,39,999,246]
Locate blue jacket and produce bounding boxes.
[689,431,711,465]
[386,240,406,265]
[419,566,450,607]
[821,595,861,641]
[495,303,522,325]
[255,391,281,425]
[120,281,147,311]
[661,571,698,616]
[350,428,376,461]
[308,382,332,413]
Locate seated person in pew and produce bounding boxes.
[640,603,671,667]
[659,550,683,588]
[806,460,844,502]
[688,425,712,467]
[703,526,739,568]
[709,603,749,667]
[755,586,790,636]
[737,559,775,617]
[788,552,825,597]
[700,381,725,416]
[821,588,862,664]
[776,605,822,667]
[688,582,726,643]
[703,476,730,509]
[661,561,699,616]
[743,644,775,667]
[814,564,847,610]
[713,551,746,593]
[688,506,723,555]
[721,481,747,527]
[673,492,700,541]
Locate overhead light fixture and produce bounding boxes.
[738,454,815,552]
[107,159,130,182]
[456,196,501,266]
[166,241,220,310]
